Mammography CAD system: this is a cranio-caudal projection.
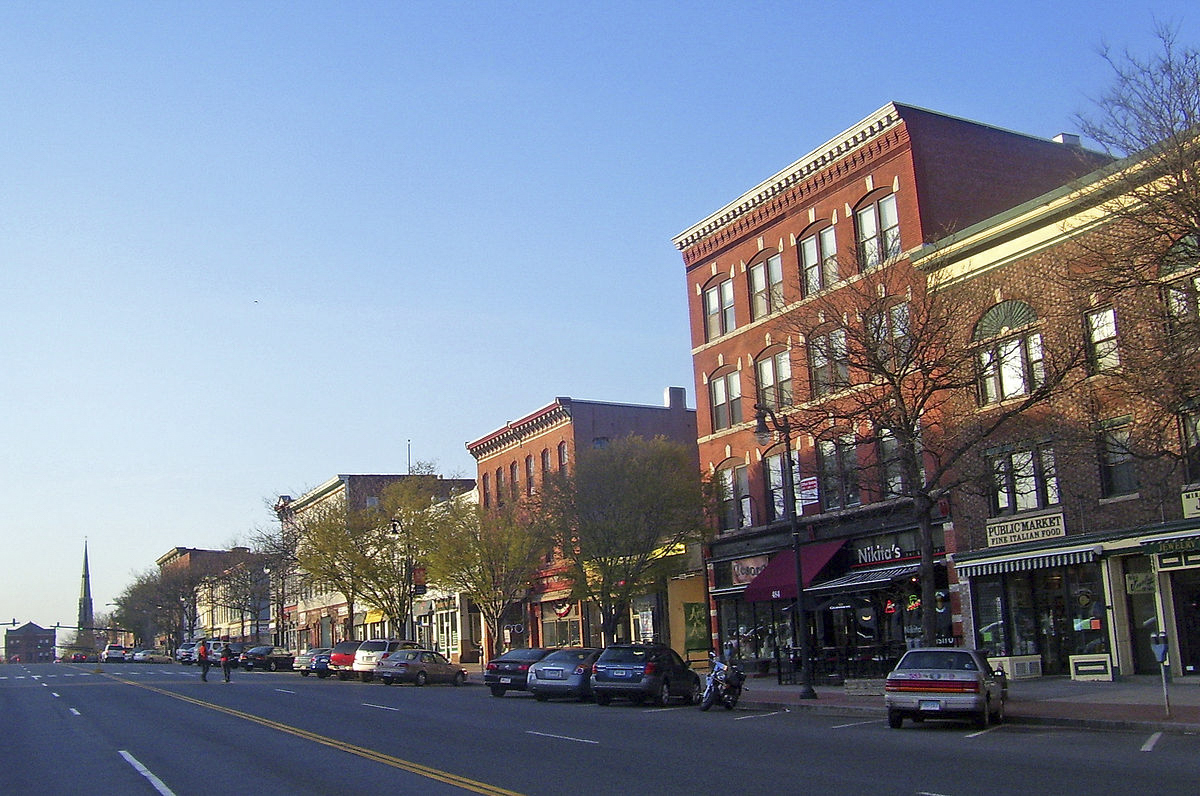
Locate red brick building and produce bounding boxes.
[915,152,1200,681]
[466,388,702,656]
[673,103,1106,677]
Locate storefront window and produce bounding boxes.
[540,601,582,647]
[974,577,1008,656]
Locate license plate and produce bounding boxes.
[918,700,941,711]
[612,669,627,678]
[500,677,512,684]
[544,669,564,680]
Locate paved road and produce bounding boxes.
[3,662,1198,795]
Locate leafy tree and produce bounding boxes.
[293,499,374,641]
[425,498,551,659]
[535,435,709,646]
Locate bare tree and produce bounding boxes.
[293,499,373,642]
[771,258,1087,645]
[534,435,710,646]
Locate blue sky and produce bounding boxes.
[1,1,1194,639]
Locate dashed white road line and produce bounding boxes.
[829,719,879,728]
[363,703,400,711]
[51,693,60,698]
[69,708,81,716]
[735,711,786,720]
[275,688,296,694]
[526,730,599,745]
[119,751,176,796]
[1141,731,1163,752]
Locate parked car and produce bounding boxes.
[207,642,247,668]
[484,648,554,697]
[69,652,88,663]
[329,640,364,680]
[294,647,332,676]
[527,647,602,702]
[176,642,197,664]
[884,647,1007,729]
[353,639,420,682]
[133,649,173,663]
[590,643,702,706]
[304,648,334,678]
[376,648,468,686]
[239,645,296,671]
[100,644,127,663]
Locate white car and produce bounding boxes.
[352,638,419,682]
[133,649,173,663]
[100,644,127,663]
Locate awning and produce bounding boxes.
[806,563,920,595]
[742,539,845,602]
[954,545,1102,579]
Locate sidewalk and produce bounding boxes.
[737,672,1200,734]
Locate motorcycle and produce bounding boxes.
[699,652,745,711]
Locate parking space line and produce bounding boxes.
[735,711,785,720]
[119,751,176,796]
[1140,731,1162,752]
[829,719,879,728]
[965,725,1001,739]
[526,731,598,745]
[363,703,400,711]
[276,689,296,694]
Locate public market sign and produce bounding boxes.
[1183,487,1200,520]
[985,512,1065,548]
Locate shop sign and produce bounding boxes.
[731,555,769,586]
[856,542,903,566]
[1125,573,1156,594]
[1143,535,1200,555]
[799,476,820,506]
[985,513,1065,547]
[1182,487,1200,519]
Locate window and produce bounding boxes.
[1099,424,1138,497]
[974,300,1044,404]
[990,445,1060,515]
[856,193,900,268]
[801,227,839,295]
[1086,306,1120,372]
[557,442,569,475]
[481,473,490,509]
[879,430,920,498]
[1165,274,1200,341]
[867,301,910,369]
[818,435,860,510]
[810,328,849,397]
[509,462,520,501]
[749,253,784,319]
[718,464,750,532]
[755,349,792,409]
[495,467,505,506]
[1183,406,1200,484]
[525,456,535,496]
[704,279,736,340]
[709,370,742,431]
[541,449,551,482]
[764,452,802,521]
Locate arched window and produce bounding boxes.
[762,448,801,522]
[755,348,792,409]
[800,225,839,295]
[525,455,535,496]
[716,461,750,533]
[703,276,737,340]
[541,448,551,481]
[817,433,860,510]
[748,252,784,319]
[481,473,491,509]
[495,467,505,506]
[709,367,742,431]
[973,300,1043,405]
[557,441,569,475]
[509,462,520,501]
[1163,234,1200,340]
[855,193,900,268]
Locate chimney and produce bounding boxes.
[664,386,686,410]
[1053,133,1081,147]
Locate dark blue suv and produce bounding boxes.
[591,643,701,706]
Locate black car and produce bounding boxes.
[239,645,295,671]
[591,643,701,706]
[483,648,554,697]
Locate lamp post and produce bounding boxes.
[754,404,818,699]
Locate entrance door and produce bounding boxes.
[1171,569,1200,676]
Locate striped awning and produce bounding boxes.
[954,546,1101,578]
[805,563,920,595]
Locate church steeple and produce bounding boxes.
[77,541,93,633]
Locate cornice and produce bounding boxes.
[673,103,905,259]
[466,399,573,460]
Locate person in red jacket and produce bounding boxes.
[220,644,234,683]
[196,640,210,682]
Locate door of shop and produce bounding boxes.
[1171,569,1200,676]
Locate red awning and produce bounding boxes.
[741,539,846,602]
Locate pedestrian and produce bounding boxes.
[197,640,210,682]
[220,644,234,683]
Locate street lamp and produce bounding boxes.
[754,404,818,699]
[389,519,415,640]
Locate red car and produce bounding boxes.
[328,640,363,681]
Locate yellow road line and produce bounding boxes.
[111,676,523,796]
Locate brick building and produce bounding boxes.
[5,622,56,663]
[673,103,1107,678]
[915,150,1200,681]
[466,388,702,657]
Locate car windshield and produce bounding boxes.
[358,641,387,652]
[897,651,978,671]
[542,649,595,663]
[333,642,361,653]
[248,646,271,654]
[498,649,547,661]
[599,647,650,664]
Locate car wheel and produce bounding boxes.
[337,672,350,681]
[318,672,329,679]
[360,672,373,683]
[595,693,611,706]
[300,670,310,677]
[888,710,904,729]
[268,661,278,672]
[489,686,506,698]
[534,692,549,702]
[630,694,645,706]
[381,677,393,686]
[416,671,428,686]
[453,671,466,687]
[976,700,992,729]
[689,677,703,706]
[991,696,1005,725]
[656,679,672,706]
